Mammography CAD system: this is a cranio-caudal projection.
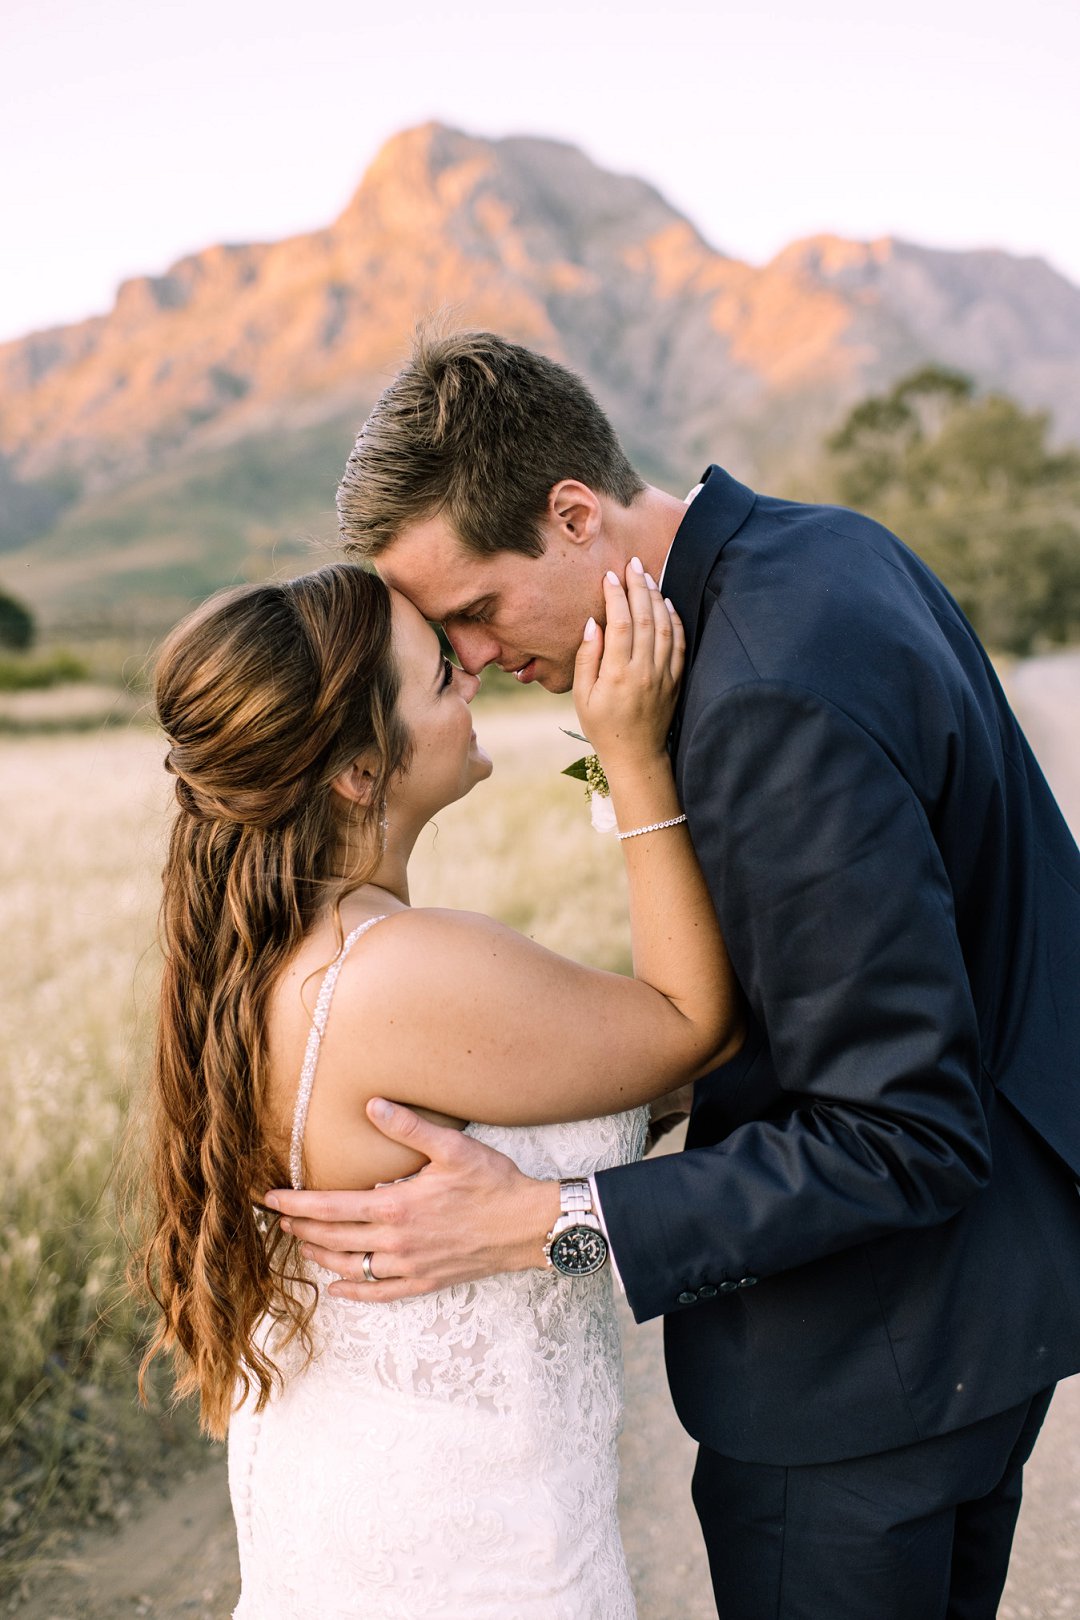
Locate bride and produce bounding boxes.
[138,557,742,1619]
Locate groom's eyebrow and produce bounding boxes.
[443,593,496,624]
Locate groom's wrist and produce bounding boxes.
[511,1178,562,1271]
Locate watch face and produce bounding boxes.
[550,1224,609,1276]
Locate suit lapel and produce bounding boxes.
[664,464,757,755]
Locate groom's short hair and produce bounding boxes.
[337,330,644,559]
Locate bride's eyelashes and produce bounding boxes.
[440,656,456,690]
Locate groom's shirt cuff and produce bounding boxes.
[588,1173,626,1294]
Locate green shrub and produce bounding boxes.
[825,368,1080,655]
[0,590,35,652]
[0,651,88,692]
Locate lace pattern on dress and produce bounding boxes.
[232,912,648,1619]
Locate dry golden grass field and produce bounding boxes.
[3,654,1079,1616]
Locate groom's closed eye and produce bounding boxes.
[449,595,497,626]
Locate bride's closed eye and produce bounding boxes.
[440,655,456,690]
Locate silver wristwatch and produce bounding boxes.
[543,1179,609,1277]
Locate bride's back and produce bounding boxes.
[262,899,467,1193]
[238,897,645,1618]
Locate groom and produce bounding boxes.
[268,331,1080,1618]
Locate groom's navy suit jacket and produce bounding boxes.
[595,466,1080,1467]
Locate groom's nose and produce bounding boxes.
[444,624,501,677]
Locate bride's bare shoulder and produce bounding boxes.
[362,907,526,953]
[268,908,504,1033]
[269,908,562,1114]
[353,906,531,994]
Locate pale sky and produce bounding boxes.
[2,0,1077,345]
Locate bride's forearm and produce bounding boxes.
[604,749,681,832]
[605,750,742,1064]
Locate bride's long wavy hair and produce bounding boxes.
[136,563,411,1439]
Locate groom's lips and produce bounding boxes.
[510,658,537,683]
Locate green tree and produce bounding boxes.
[825,368,1080,655]
[0,586,35,651]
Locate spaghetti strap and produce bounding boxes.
[288,915,389,1190]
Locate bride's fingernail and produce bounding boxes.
[630,556,645,575]
[583,617,598,641]
[605,570,620,585]
[665,598,676,613]
[645,573,658,590]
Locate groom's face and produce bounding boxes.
[376,511,605,694]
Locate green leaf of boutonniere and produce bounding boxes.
[559,729,616,832]
[560,728,610,800]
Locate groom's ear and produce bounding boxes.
[545,480,602,547]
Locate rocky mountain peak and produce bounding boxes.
[1,122,1078,567]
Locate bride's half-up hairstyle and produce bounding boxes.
[139,563,410,1439]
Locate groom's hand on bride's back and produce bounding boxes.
[263,1101,561,1303]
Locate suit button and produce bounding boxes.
[677,1291,697,1305]
[719,1280,739,1293]
[698,1284,718,1299]
[738,1276,759,1288]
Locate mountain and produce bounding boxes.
[3,122,1079,629]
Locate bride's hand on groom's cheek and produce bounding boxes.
[263,1103,562,1303]
[573,561,684,771]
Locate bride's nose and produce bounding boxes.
[461,671,482,702]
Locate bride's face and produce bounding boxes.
[386,591,493,820]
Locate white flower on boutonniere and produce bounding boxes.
[561,730,618,835]
[589,787,618,834]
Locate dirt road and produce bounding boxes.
[12,651,1079,1619]
[10,1330,1079,1620]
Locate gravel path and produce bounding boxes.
[12,651,1079,1619]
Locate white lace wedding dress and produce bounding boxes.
[228,917,648,1619]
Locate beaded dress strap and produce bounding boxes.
[288,915,388,1190]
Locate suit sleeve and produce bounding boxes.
[594,680,991,1324]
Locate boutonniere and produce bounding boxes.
[561,730,617,833]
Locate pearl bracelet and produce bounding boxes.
[617,813,689,841]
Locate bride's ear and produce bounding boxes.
[330,755,379,808]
